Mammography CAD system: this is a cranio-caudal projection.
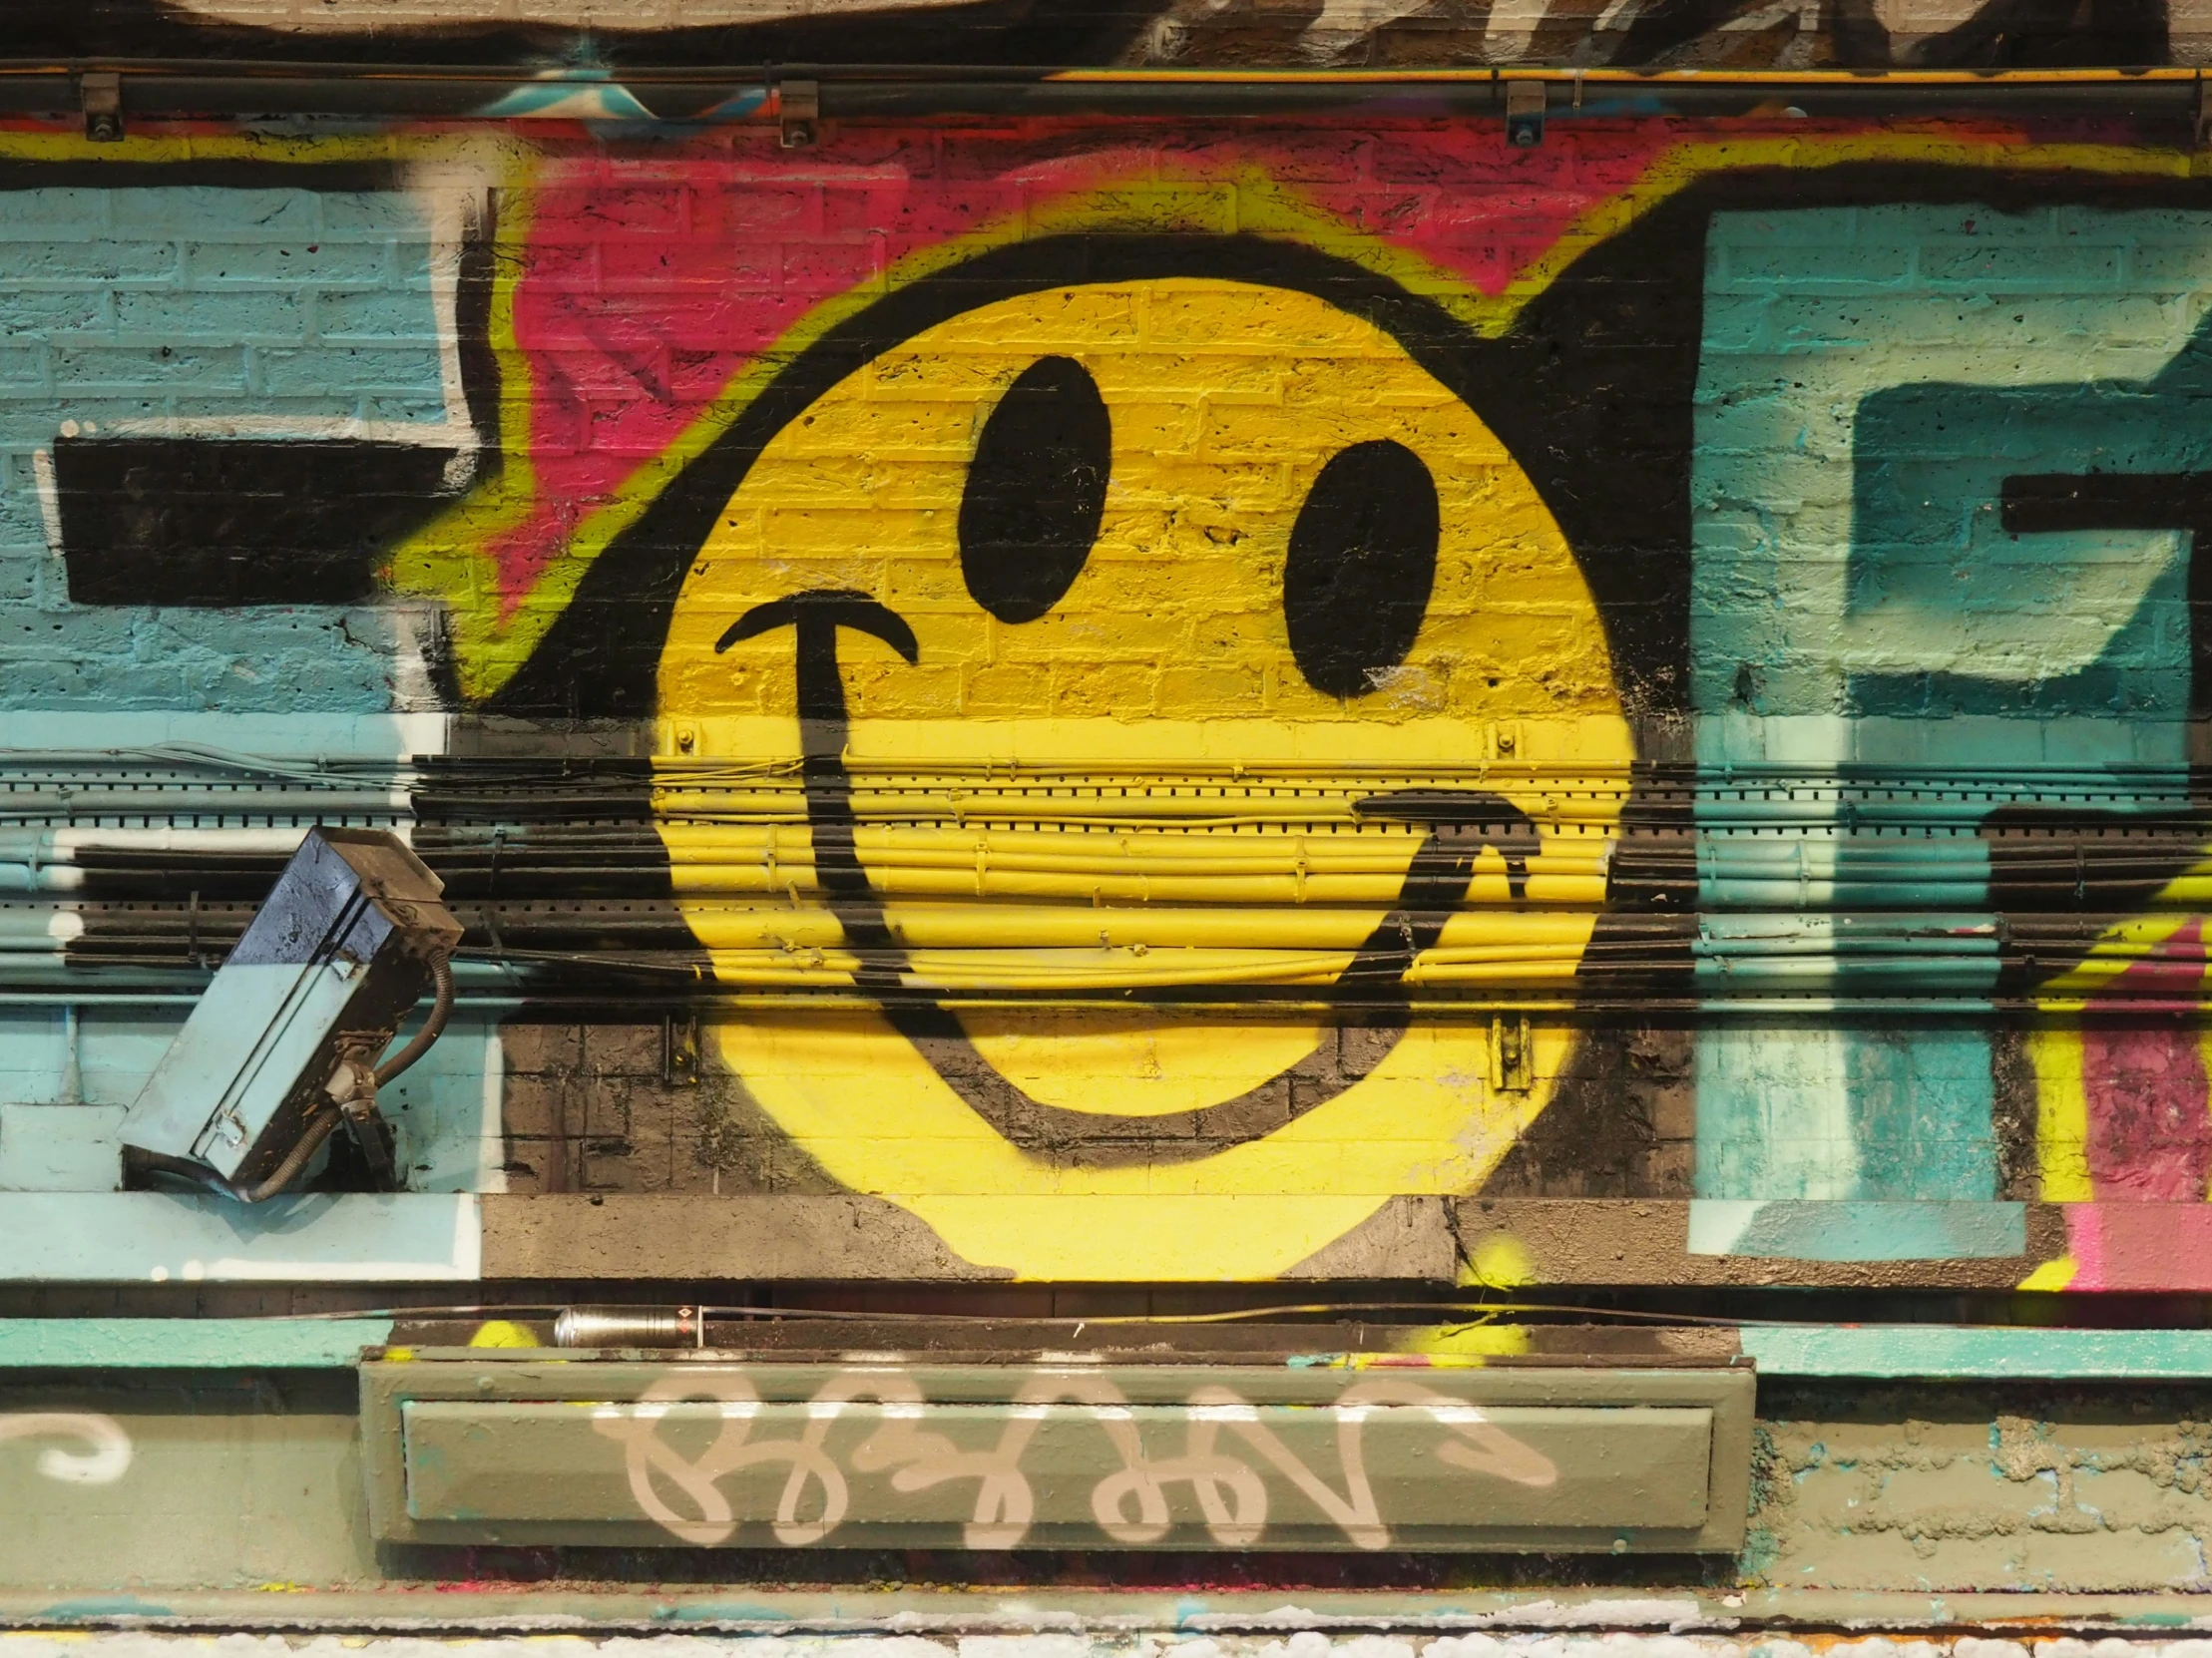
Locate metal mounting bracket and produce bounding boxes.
[779,79,820,149]
[1505,79,1546,147]
[81,73,122,143]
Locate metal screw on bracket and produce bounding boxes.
[1491,1014,1534,1092]
[81,73,122,143]
[779,80,820,149]
[1505,80,1546,148]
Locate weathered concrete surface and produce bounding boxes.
[5,1635,2212,1658]
[10,1376,2212,1597]
[2,1374,372,1593]
[1754,1384,2212,1591]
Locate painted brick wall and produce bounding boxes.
[0,120,2209,1295]
[0,182,462,716]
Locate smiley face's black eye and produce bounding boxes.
[1283,439,1440,698]
[958,354,1111,624]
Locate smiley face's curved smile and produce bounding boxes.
[706,575,1544,1164]
[652,252,1633,1277]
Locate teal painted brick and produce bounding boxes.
[1711,240,1917,292]
[255,343,444,396]
[5,607,138,654]
[0,185,450,718]
[0,191,110,236]
[316,191,442,237]
[184,237,390,288]
[0,658,188,702]
[1919,237,2124,289]
[359,391,452,423]
[0,290,111,339]
[314,288,451,342]
[176,638,403,710]
[1,240,179,285]
[111,186,320,238]
[115,287,307,345]
[0,348,50,388]
[48,345,248,393]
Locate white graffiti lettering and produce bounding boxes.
[592,1370,1554,1550]
[0,1411,133,1484]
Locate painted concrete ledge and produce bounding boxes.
[6,1320,2212,1377]
[483,1194,2202,1290]
[0,1318,391,1367]
[6,1589,2212,1635]
[1741,1323,2212,1379]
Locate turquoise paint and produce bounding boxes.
[1744,1324,2212,1378]
[0,1191,478,1279]
[0,1315,390,1366]
[35,1599,176,1620]
[0,187,453,716]
[1688,203,2212,1213]
[1689,1200,2026,1260]
[0,1008,497,1196]
[667,1602,820,1623]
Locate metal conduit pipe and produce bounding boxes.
[372,954,455,1088]
[0,61,2197,125]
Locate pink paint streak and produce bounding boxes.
[2081,919,2212,1203]
[2065,1202,2212,1291]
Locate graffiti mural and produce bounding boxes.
[8,112,2212,1286]
[15,0,2212,70]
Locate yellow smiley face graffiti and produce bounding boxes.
[655,274,1631,1279]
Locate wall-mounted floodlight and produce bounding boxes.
[120,828,465,1201]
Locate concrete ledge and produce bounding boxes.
[4,1588,2212,1634]
[0,1318,391,1368]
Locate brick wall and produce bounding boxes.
[0,119,2206,1294]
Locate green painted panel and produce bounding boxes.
[363,1361,1754,1553]
[400,1398,1712,1547]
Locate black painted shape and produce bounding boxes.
[55,436,462,607]
[726,588,1501,1166]
[1283,438,1440,699]
[1354,789,1541,903]
[718,589,917,993]
[2000,470,2212,715]
[1912,0,2167,66]
[958,354,1111,624]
